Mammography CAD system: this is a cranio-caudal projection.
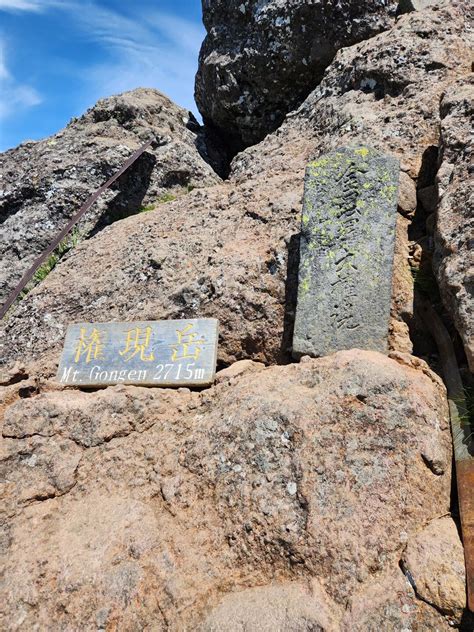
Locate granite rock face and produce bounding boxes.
[0,351,458,629]
[230,1,472,353]
[293,147,399,359]
[1,3,471,373]
[195,0,398,150]
[433,76,474,370]
[402,516,466,619]
[230,2,472,182]
[0,88,220,306]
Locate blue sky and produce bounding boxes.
[0,0,204,151]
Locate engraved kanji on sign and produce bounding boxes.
[170,323,204,362]
[74,327,105,363]
[293,146,399,359]
[57,319,218,387]
[119,327,155,362]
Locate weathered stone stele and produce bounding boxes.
[293,146,399,359]
[57,319,218,387]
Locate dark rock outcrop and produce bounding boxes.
[0,88,220,306]
[195,0,399,151]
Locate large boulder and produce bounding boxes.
[0,88,220,307]
[195,0,398,150]
[1,3,471,373]
[230,2,472,181]
[433,76,474,370]
[0,350,460,629]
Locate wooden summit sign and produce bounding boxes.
[57,319,218,387]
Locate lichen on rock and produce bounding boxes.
[196,0,399,150]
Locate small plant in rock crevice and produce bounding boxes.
[20,228,81,296]
[410,265,441,304]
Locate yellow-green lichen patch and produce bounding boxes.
[308,157,330,169]
[299,277,310,296]
[354,147,369,158]
[381,184,397,202]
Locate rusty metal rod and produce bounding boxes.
[419,299,474,612]
[1,137,155,321]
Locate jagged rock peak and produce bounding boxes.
[0,87,221,308]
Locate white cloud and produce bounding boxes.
[147,12,205,56]
[0,1,204,128]
[0,1,42,9]
[0,40,42,120]
[0,0,69,11]
[0,41,9,79]
[69,3,205,113]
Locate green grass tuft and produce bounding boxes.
[140,186,196,213]
[22,227,81,294]
[139,204,156,213]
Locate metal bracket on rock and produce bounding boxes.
[0,137,155,320]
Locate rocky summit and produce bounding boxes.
[0,88,221,307]
[1,1,473,630]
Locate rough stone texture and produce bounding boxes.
[0,351,457,629]
[345,567,454,631]
[390,214,414,355]
[293,147,399,359]
[1,4,471,374]
[402,516,466,619]
[230,2,472,182]
[214,359,265,384]
[199,581,341,631]
[0,88,220,306]
[0,2,473,628]
[195,0,398,150]
[230,0,472,353]
[202,569,457,631]
[433,75,474,370]
[0,176,302,372]
[398,171,418,218]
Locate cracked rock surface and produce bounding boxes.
[433,75,474,370]
[402,516,466,619]
[0,351,461,629]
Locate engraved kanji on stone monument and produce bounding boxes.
[57,319,219,387]
[292,146,399,359]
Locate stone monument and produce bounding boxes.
[292,146,399,359]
